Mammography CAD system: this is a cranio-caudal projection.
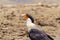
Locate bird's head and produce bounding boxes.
[21,13,28,20]
[21,13,34,23]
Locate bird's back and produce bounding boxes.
[29,29,54,40]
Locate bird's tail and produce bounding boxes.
[47,35,54,40]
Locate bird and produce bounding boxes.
[21,13,54,40]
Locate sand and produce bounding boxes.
[0,4,60,40]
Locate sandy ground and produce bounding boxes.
[0,4,60,40]
[0,0,60,4]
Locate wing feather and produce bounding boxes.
[29,29,53,40]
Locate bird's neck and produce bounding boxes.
[26,18,32,24]
[26,18,38,32]
[26,18,34,27]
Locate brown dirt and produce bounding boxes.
[0,4,60,40]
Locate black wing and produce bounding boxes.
[29,29,54,40]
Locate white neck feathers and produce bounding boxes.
[26,18,32,24]
[26,18,38,32]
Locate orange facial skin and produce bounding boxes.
[23,14,28,20]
